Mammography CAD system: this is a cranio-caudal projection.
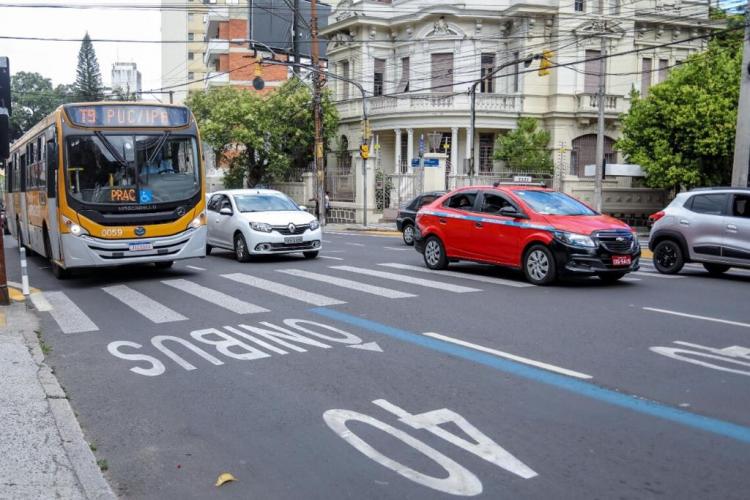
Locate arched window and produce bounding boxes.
[570,134,616,176]
[337,135,352,173]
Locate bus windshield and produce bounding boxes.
[66,134,199,205]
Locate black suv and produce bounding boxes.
[396,191,445,245]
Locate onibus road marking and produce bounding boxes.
[162,279,269,314]
[379,263,533,288]
[102,285,188,324]
[423,332,592,379]
[277,269,416,299]
[644,307,750,329]
[44,291,99,334]
[651,341,750,377]
[222,273,346,306]
[330,266,480,293]
[311,308,750,444]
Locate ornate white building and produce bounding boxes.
[320,0,721,224]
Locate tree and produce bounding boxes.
[187,79,339,187]
[493,117,553,172]
[617,34,742,190]
[73,33,104,102]
[9,72,70,140]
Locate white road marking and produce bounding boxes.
[186,265,206,271]
[325,250,345,254]
[643,307,750,329]
[319,255,344,261]
[331,266,480,293]
[632,271,684,279]
[278,269,416,299]
[222,273,346,306]
[29,291,53,312]
[378,263,532,288]
[423,332,593,380]
[620,277,642,282]
[44,291,99,334]
[384,247,410,251]
[102,285,188,323]
[347,342,383,352]
[161,279,269,314]
[345,242,366,247]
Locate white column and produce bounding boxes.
[450,127,458,176]
[406,128,414,172]
[394,128,402,173]
[464,127,473,176]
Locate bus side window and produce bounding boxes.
[19,153,26,191]
[46,141,57,199]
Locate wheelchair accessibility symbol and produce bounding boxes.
[139,189,154,204]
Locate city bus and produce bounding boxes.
[4,102,207,278]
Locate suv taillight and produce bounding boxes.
[648,211,665,225]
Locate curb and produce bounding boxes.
[17,304,116,500]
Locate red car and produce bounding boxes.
[414,185,641,285]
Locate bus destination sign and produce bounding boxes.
[67,105,190,128]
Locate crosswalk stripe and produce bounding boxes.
[277,269,417,299]
[632,271,684,279]
[29,291,53,312]
[222,273,346,306]
[102,285,188,323]
[378,263,532,288]
[319,255,344,261]
[186,265,206,271]
[330,266,480,293]
[161,279,269,314]
[44,291,99,334]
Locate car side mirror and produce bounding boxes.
[499,206,526,219]
[219,207,233,216]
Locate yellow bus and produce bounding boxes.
[4,102,207,278]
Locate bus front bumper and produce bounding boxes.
[60,226,207,268]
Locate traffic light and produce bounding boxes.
[538,50,553,77]
[359,143,370,159]
[253,54,265,91]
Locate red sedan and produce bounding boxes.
[414,185,641,285]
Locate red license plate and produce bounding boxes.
[612,255,632,266]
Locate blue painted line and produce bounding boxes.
[310,307,750,445]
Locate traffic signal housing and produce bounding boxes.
[538,50,553,77]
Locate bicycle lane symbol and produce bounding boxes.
[650,342,750,377]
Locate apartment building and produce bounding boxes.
[111,62,142,98]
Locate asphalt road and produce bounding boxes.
[3,230,750,499]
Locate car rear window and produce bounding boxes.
[688,194,728,215]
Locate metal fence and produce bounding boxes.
[325,150,356,202]
[376,173,421,213]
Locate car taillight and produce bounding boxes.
[648,211,665,224]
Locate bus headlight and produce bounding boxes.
[189,213,205,229]
[63,216,88,237]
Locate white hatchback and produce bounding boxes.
[206,189,322,261]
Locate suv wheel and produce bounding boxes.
[523,245,557,286]
[703,263,730,275]
[402,224,415,246]
[653,240,684,274]
[423,236,448,270]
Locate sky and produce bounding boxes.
[0,0,162,90]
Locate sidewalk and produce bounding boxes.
[0,302,114,500]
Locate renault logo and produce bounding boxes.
[288,223,296,233]
[134,226,146,237]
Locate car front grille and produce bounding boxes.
[269,242,316,251]
[595,230,634,253]
[272,224,310,235]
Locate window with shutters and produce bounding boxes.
[584,50,601,94]
[396,57,410,93]
[658,58,669,82]
[340,61,350,99]
[480,53,495,93]
[431,53,454,93]
[641,58,652,96]
[373,58,385,96]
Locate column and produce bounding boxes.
[465,127,473,176]
[450,127,458,176]
[394,128,402,174]
[406,128,414,172]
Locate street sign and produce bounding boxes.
[418,134,425,157]
[360,144,370,159]
[411,158,439,167]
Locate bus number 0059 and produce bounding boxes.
[101,228,124,237]
[323,399,537,496]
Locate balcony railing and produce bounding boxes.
[576,93,625,114]
[204,39,229,65]
[335,93,523,119]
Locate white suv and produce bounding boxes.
[648,188,750,274]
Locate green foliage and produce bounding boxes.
[187,78,339,187]
[493,117,553,172]
[9,72,71,140]
[73,33,104,102]
[617,36,742,190]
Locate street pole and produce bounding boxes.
[247,0,254,49]
[292,0,301,77]
[469,84,477,186]
[0,56,9,305]
[0,230,8,305]
[310,0,326,226]
[731,2,750,187]
[594,33,607,212]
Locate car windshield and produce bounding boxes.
[233,193,299,212]
[515,190,596,216]
[66,134,199,205]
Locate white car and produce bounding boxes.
[206,189,322,261]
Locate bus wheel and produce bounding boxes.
[45,230,69,279]
[155,261,174,269]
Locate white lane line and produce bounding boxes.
[102,285,188,324]
[44,292,99,334]
[319,255,344,261]
[161,279,269,314]
[384,247,410,251]
[331,265,480,293]
[222,273,345,306]
[632,271,684,279]
[278,269,416,299]
[29,291,53,311]
[186,265,206,271]
[643,307,750,329]
[423,332,592,380]
[325,250,345,254]
[345,242,366,247]
[620,277,642,282]
[378,263,532,288]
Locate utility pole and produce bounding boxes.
[292,0,301,76]
[247,0,254,49]
[0,56,10,305]
[310,0,326,226]
[594,31,607,212]
[731,2,750,187]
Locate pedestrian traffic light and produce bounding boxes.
[360,143,370,159]
[538,50,553,77]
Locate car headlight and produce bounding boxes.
[188,213,205,229]
[250,221,273,233]
[62,215,88,237]
[554,231,596,248]
[309,219,320,231]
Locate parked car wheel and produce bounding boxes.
[703,263,730,275]
[304,251,319,259]
[402,223,415,246]
[653,240,684,274]
[523,245,557,286]
[234,233,251,262]
[597,272,627,283]
[423,236,448,270]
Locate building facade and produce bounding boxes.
[111,62,142,98]
[321,0,720,224]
